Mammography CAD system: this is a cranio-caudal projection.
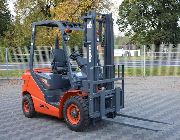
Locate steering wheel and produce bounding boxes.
[69,50,82,60]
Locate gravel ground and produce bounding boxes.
[0,77,180,140]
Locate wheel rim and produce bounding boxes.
[67,104,80,125]
[23,100,30,113]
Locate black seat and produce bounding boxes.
[51,48,68,74]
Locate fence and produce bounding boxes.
[0,45,180,79]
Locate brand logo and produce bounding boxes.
[87,21,92,29]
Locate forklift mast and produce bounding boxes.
[82,10,124,118]
[83,11,114,79]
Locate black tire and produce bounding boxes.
[106,112,116,118]
[22,94,36,118]
[63,96,89,132]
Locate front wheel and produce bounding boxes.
[63,96,89,131]
[22,94,36,118]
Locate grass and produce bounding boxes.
[125,66,180,76]
[0,66,180,78]
[0,70,24,78]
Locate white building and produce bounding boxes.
[114,47,141,57]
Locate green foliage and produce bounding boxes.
[2,0,112,49]
[115,36,130,47]
[0,0,11,37]
[117,0,180,47]
[68,31,84,49]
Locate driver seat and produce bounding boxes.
[51,37,68,74]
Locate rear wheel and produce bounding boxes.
[22,94,36,118]
[63,96,89,131]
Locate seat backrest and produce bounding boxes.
[52,48,67,67]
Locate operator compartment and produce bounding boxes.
[32,26,72,91]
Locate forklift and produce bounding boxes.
[22,10,124,131]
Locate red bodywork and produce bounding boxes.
[22,68,87,119]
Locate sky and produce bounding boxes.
[7,0,124,36]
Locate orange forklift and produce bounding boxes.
[22,10,124,131]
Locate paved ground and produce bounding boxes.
[0,77,180,140]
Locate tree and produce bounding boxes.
[0,0,11,37]
[4,0,112,48]
[117,0,180,52]
[53,0,112,50]
[115,36,130,48]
